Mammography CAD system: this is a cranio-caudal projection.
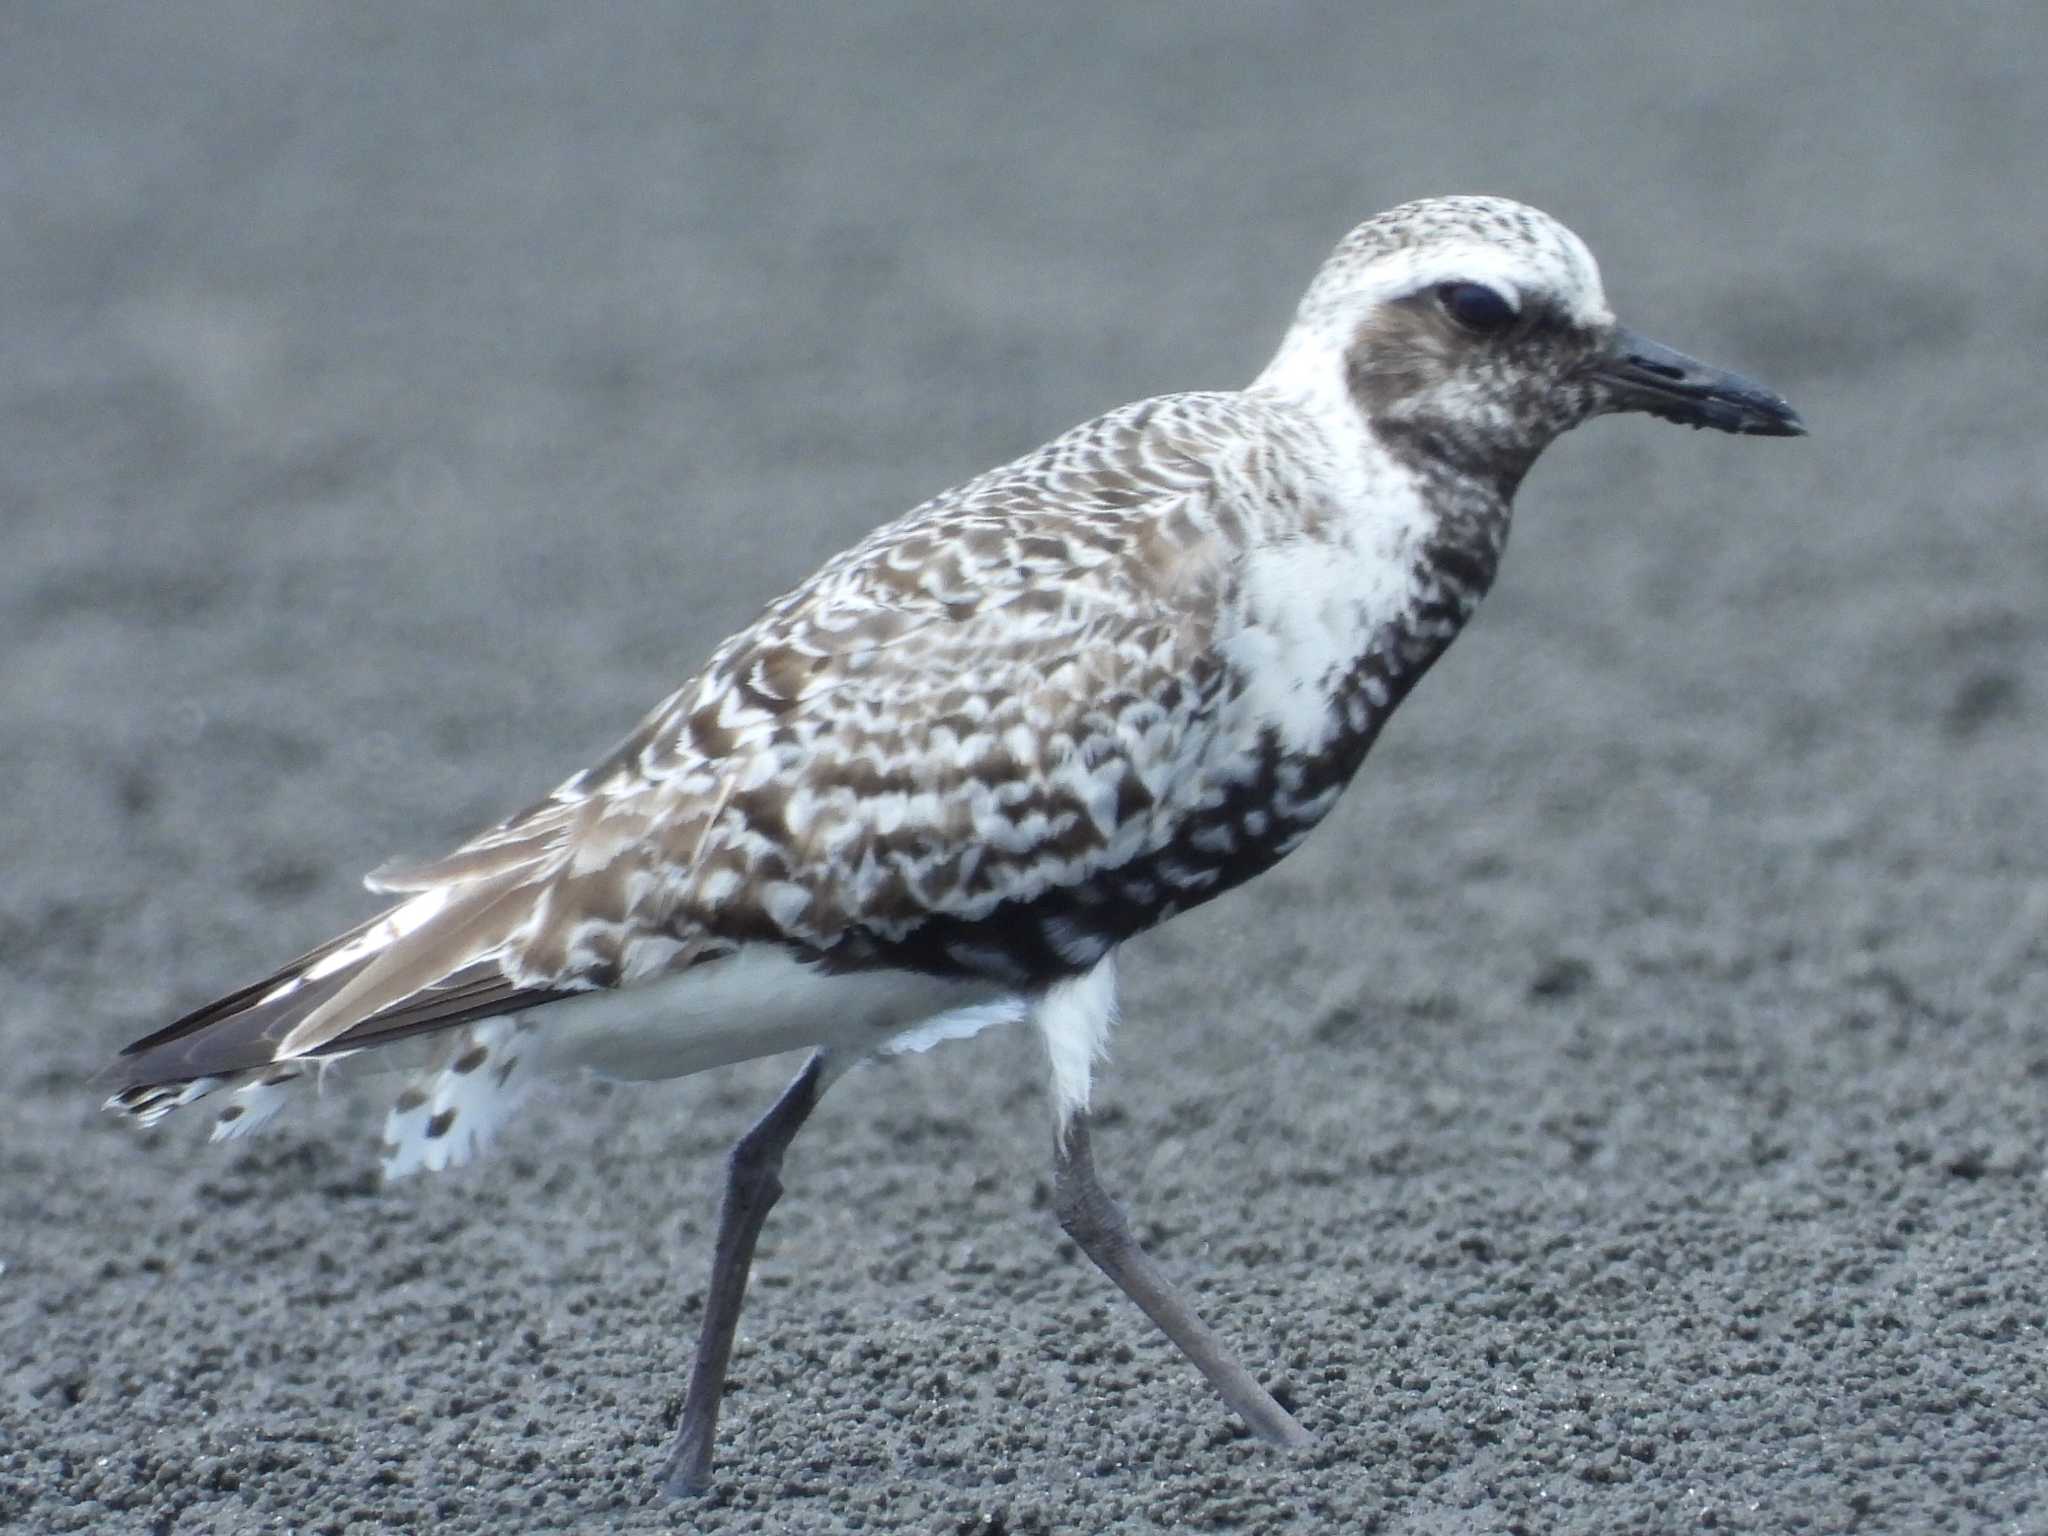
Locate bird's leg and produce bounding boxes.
[1050,1109,1312,1447]
[660,1049,836,1498]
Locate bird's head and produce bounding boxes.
[1256,195,1803,488]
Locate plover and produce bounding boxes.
[107,195,1802,1495]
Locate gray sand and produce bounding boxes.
[5,5,2047,1531]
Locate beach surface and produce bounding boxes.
[5,5,2046,1530]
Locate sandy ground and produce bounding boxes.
[5,4,2047,1531]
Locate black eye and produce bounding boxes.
[1437,282,1517,334]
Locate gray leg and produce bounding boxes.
[660,1050,834,1499]
[1051,1109,1312,1447]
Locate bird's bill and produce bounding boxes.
[1592,327,1805,437]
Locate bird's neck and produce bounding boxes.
[1219,398,1515,769]
[1370,412,1540,504]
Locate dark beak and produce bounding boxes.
[1593,326,1805,437]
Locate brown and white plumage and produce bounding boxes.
[106,196,1804,1487]
[111,390,1337,1163]
[109,195,1801,1183]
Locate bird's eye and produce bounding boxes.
[1436,282,1518,335]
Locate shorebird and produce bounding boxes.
[107,195,1802,1495]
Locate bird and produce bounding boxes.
[106,194,1802,1496]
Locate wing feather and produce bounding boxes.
[111,390,1271,1108]
[645,393,1254,961]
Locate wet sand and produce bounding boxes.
[5,5,2046,1530]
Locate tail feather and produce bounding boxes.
[207,1066,308,1141]
[105,734,698,1165]
[106,1074,231,1128]
[381,1017,546,1179]
[105,878,583,1134]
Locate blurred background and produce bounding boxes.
[5,5,2045,1531]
